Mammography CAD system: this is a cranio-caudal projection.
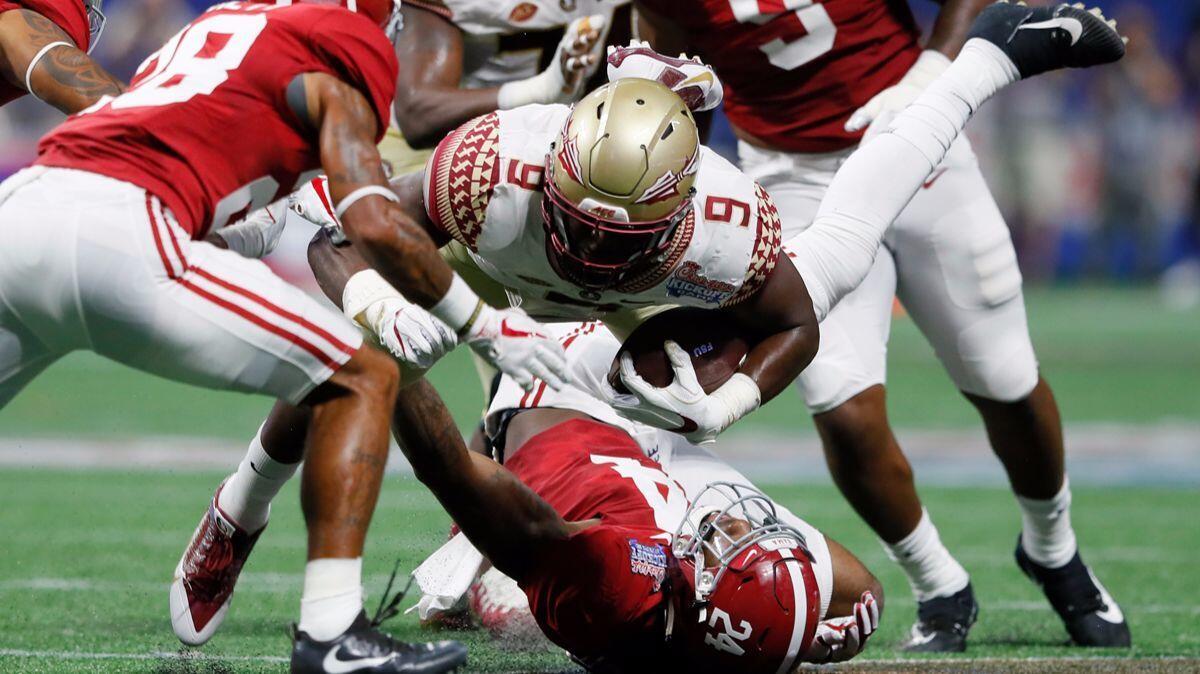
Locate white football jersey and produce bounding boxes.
[422,105,782,323]
[406,0,624,88]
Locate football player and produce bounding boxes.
[393,319,886,671]
[0,1,571,671]
[0,0,123,112]
[387,0,618,172]
[636,0,1134,650]
[408,319,888,666]
[172,5,1126,667]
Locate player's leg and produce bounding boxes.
[53,183,465,668]
[748,143,976,651]
[893,140,1130,648]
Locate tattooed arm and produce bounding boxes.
[390,378,578,580]
[0,9,123,114]
[292,71,456,307]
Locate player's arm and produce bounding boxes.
[394,5,604,149]
[299,71,455,307]
[391,5,500,149]
[0,9,123,114]
[845,0,991,132]
[295,71,570,390]
[723,255,819,404]
[390,380,581,580]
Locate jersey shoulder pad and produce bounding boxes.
[723,182,782,307]
[665,149,779,307]
[305,7,399,142]
[424,112,502,250]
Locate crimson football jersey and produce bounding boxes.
[0,0,92,107]
[37,2,396,238]
[505,418,689,664]
[640,0,921,153]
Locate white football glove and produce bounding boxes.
[289,175,343,241]
[844,50,950,134]
[464,306,570,392]
[366,297,458,371]
[606,41,724,112]
[803,592,880,664]
[608,341,760,444]
[216,198,287,259]
[497,14,607,109]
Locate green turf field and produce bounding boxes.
[1,286,1197,672]
[0,470,1196,673]
[1,286,1198,439]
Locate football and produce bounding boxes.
[607,308,751,394]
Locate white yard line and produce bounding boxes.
[2,576,1197,616]
[3,423,1199,486]
[0,648,288,663]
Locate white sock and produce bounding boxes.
[882,509,971,602]
[886,38,1020,169]
[217,424,299,532]
[299,558,364,641]
[1016,478,1078,569]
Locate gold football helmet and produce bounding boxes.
[543,79,700,290]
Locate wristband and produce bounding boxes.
[709,373,761,433]
[335,185,399,220]
[342,269,401,327]
[25,41,72,102]
[430,274,484,334]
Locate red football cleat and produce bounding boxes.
[170,482,264,645]
[468,567,548,648]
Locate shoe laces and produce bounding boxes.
[184,514,237,602]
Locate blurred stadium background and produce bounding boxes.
[0,0,1197,671]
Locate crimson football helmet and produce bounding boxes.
[665,483,822,674]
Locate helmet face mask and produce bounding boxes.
[543,79,700,291]
[541,177,693,290]
[664,482,820,674]
[83,0,105,53]
[672,482,813,603]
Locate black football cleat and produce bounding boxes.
[969,1,1126,79]
[1016,540,1132,648]
[900,583,979,653]
[291,612,468,673]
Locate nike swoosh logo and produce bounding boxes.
[322,646,393,673]
[499,319,542,339]
[905,626,938,646]
[1018,17,1084,46]
[1089,570,1126,624]
[922,168,948,189]
[249,461,268,478]
[679,71,714,88]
